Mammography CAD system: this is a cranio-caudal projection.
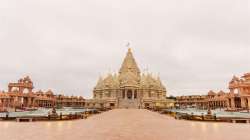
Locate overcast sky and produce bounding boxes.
[0,0,249,98]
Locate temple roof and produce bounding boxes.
[93,48,166,91]
[119,48,140,75]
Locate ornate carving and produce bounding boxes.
[93,48,168,108]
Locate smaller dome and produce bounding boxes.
[103,74,115,88]
[230,75,240,84]
[156,76,166,90]
[146,74,161,89]
[94,76,104,90]
[208,90,216,96]
[45,90,53,95]
[112,74,120,88]
[218,90,226,96]
[94,73,121,90]
[140,73,166,90]
[140,74,150,88]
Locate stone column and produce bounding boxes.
[27,97,32,107]
[226,99,229,108]
[19,87,24,93]
[248,98,250,109]
[241,98,246,108]
[125,90,127,99]
[134,90,137,99]
[122,90,125,99]
[132,90,134,100]
[231,98,235,109]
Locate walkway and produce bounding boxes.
[1,109,250,140]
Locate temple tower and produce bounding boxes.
[92,48,169,109]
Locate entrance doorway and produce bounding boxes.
[144,103,150,109]
[234,97,241,108]
[245,98,248,109]
[127,90,132,99]
[110,103,115,107]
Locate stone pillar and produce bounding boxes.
[134,90,137,99]
[248,98,250,109]
[125,90,127,99]
[241,98,246,108]
[19,87,24,93]
[132,90,134,99]
[27,97,32,107]
[121,90,124,99]
[226,100,229,108]
[231,98,235,109]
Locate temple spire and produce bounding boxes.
[128,47,131,52]
[119,48,140,75]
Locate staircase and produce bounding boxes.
[118,99,139,109]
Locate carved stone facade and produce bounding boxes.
[86,48,174,109]
[176,91,228,109]
[176,72,250,111]
[0,76,85,111]
[228,73,250,109]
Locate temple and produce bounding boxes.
[0,76,85,112]
[86,48,174,109]
[176,73,250,111]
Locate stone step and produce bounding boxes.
[118,99,139,109]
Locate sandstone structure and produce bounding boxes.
[0,49,175,111]
[86,48,174,109]
[0,76,85,111]
[176,73,250,110]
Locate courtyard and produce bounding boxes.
[1,109,250,140]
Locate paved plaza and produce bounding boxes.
[1,109,250,140]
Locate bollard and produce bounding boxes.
[75,113,77,119]
[201,113,204,121]
[213,113,217,121]
[60,112,62,120]
[191,112,194,120]
[69,113,72,119]
[6,112,9,120]
[84,112,88,119]
[48,112,51,120]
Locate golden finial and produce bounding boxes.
[128,47,132,52]
[126,42,131,52]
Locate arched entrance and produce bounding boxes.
[127,90,132,99]
[234,97,241,108]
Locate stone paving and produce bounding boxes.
[1,109,250,140]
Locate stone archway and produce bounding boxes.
[23,88,30,94]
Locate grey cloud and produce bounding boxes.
[0,0,249,98]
